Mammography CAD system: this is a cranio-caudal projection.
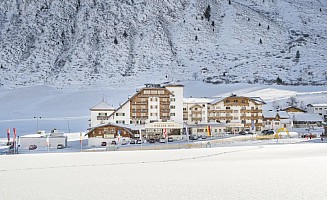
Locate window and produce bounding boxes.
[150,90,158,94]
[144,90,150,94]
[233,117,239,120]
[226,120,230,123]
[226,107,230,110]
[183,108,186,111]
[234,100,238,103]
[226,100,230,103]
[170,98,176,102]
[241,120,246,124]
[233,110,238,113]
[195,108,198,111]
[315,108,318,110]
[241,100,245,103]
[319,108,322,110]
[170,105,175,109]
[115,113,125,116]
[158,90,164,94]
[170,113,175,116]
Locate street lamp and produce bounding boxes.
[33,117,41,133]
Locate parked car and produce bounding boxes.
[136,139,142,144]
[111,141,117,145]
[121,140,128,145]
[29,144,37,150]
[262,130,274,135]
[189,135,198,140]
[201,135,207,139]
[57,144,64,149]
[130,140,136,144]
[159,138,166,143]
[168,137,173,142]
[148,138,155,143]
[101,142,107,146]
[239,131,246,135]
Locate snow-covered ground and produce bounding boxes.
[0,81,326,138]
[1,142,327,200]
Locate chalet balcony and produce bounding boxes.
[191,117,202,121]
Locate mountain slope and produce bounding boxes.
[0,0,326,89]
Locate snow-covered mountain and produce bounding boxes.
[1,0,326,89]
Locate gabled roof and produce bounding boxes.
[277,111,290,119]
[183,97,215,104]
[209,96,266,105]
[290,113,324,122]
[209,97,224,105]
[90,101,115,111]
[86,123,145,136]
[262,111,277,118]
[263,111,289,119]
[108,85,174,118]
[281,106,306,112]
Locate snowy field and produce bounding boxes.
[0,81,326,138]
[1,143,327,200]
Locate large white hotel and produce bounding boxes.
[87,83,267,145]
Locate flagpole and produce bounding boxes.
[80,132,83,152]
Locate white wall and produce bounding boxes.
[166,86,184,124]
[19,137,67,149]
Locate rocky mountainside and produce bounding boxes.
[0,0,326,89]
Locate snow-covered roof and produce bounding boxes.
[93,123,144,131]
[183,97,215,104]
[290,113,324,122]
[209,97,224,105]
[262,111,277,118]
[307,104,327,107]
[278,111,290,119]
[90,101,115,110]
[249,97,266,104]
[280,119,291,124]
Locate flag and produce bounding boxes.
[7,128,10,143]
[163,128,167,138]
[13,128,17,142]
[207,126,211,137]
[117,130,121,142]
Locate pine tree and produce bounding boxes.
[259,22,261,26]
[267,25,270,30]
[123,30,128,38]
[229,0,231,5]
[114,37,118,44]
[276,76,283,85]
[295,50,300,62]
[211,21,215,26]
[195,35,198,41]
[259,38,262,44]
[204,5,211,21]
